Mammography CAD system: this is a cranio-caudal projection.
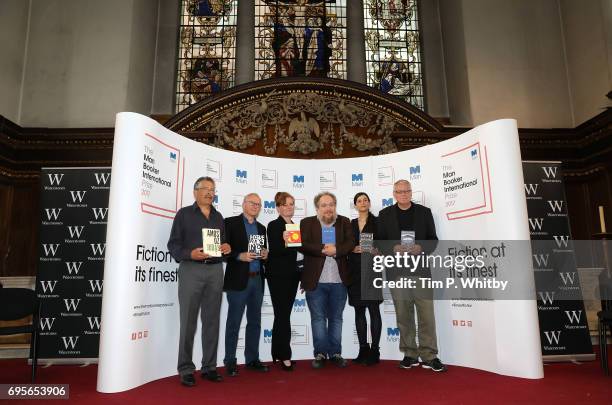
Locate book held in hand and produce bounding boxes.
[248,234,266,258]
[285,223,302,247]
[400,230,415,246]
[322,227,336,244]
[360,232,374,253]
[202,228,222,257]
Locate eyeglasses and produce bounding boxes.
[195,187,215,193]
[245,201,261,207]
[393,190,412,194]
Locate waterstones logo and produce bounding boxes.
[47,173,65,186]
[43,208,63,223]
[528,218,544,233]
[88,243,106,260]
[41,243,59,257]
[91,208,108,221]
[63,298,82,313]
[542,330,564,350]
[66,225,85,242]
[94,172,111,185]
[547,200,566,217]
[541,166,561,183]
[85,316,101,335]
[537,291,559,310]
[553,235,570,250]
[39,280,58,296]
[524,183,541,199]
[532,253,551,270]
[60,336,79,350]
[87,280,103,297]
[39,317,57,335]
[69,190,87,204]
[64,262,84,280]
[559,272,579,291]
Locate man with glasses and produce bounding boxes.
[300,192,355,368]
[168,176,232,386]
[377,179,447,372]
[223,193,270,376]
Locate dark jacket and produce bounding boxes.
[299,215,354,291]
[266,216,298,278]
[223,214,267,291]
[347,213,382,305]
[377,203,438,278]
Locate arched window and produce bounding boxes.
[175,0,238,112]
[254,0,347,80]
[364,0,424,110]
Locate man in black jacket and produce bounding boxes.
[223,193,269,376]
[377,179,447,372]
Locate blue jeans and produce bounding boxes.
[224,275,263,365]
[306,282,347,357]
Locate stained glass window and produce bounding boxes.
[254,1,347,80]
[175,0,238,112]
[364,0,425,110]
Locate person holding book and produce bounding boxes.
[167,176,232,386]
[300,191,355,369]
[347,192,383,366]
[223,193,269,377]
[266,192,301,371]
[377,179,446,372]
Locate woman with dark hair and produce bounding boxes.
[348,192,383,365]
[266,192,300,371]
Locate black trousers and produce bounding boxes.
[267,272,300,361]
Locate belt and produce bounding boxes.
[248,272,260,278]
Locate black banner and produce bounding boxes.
[35,168,111,360]
[523,161,593,358]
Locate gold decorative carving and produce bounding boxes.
[196,90,399,155]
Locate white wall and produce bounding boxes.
[560,0,612,125]
[0,0,30,123]
[441,0,574,128]
[18,0,158,128]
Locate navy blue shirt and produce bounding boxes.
[243,214,262,273]
[167,202,226,263]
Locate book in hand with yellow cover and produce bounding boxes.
[202,228,222,257]
[285,223,302,247]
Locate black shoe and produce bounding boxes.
[421,358,447,372]
[330,354,348,368]
[279,360,294,371]
[352,345,370,364]
[180,373,196,387]
[399,356,419,369]
[226,363,239,377]
[201,370,224,382]
[364,347,380,366]
[311,353,326,369]
[246,360,269,372]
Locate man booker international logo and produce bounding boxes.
[293,298,307,313]
[292,175,305,189]
[386,327,400,343]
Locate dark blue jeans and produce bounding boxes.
[224,275,263,365]
[306,282,347,357]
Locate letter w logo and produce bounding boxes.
[564,310,582,324]
[39,280,57,294]
[69,191,87,203]
[61,336,79,349]
[47,173,64,185]
[67,226,84,239]
[87,317,101,330]
[90,243,106,256]
[39,317,56,331]
[91,208,108,220]
[559,272,576,286]
[524,184,539,196]
[94,172,111,185]
[65,262,83,275]
[543,331,561,345]
[547,200,564,213]
[553,235,569,248]
[532,253,550,268]
[44,208,62,221]
[89,280,103,293]
[42,244,59,256]
[538,291,555,305]
[63,298,81,311]
[528,218,544,231]
[542,166,558,179]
